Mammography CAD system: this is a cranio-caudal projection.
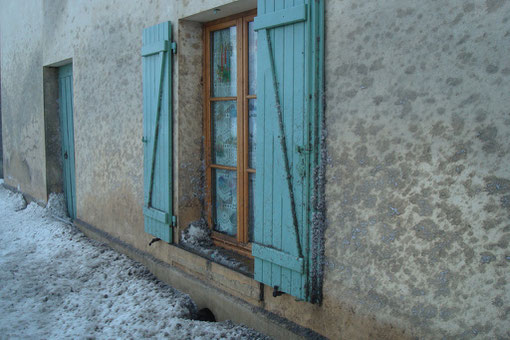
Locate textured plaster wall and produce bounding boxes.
[0,46,3,178]
[57,0,170,246]
[323,1,510,339]
[1,0,253,249]
[176,20,204,236]
[0,0,46,200]
[3,0,509,339]
[37,0,246,250]
[43,66,63,195]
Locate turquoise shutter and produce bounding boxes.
[252,0,324,302]
[142,22,174,243]
[58,64,77,219]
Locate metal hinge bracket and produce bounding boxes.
[171,42,177,54]
[296,145,311,154]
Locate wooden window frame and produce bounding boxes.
[204,9,257,257]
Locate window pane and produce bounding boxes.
[212,169,237,237]
[248,173,255,242]
[248,21,257,95]
[248,99,256,169]
[211,101,237,167]
[211,27,237,97]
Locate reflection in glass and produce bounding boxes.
[211,27,237,97]
[212,169,237,237]
[248,173,255,242]
[248,21,257,95]
[211,101,237,167]
[248,99,256,169]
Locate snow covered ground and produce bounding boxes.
[0,181,269,339]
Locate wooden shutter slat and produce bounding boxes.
[264,27,303,259]
[141,40,169,56]
[252,244,304,273]
[253,4,307,31]
[146,51,166,208]
[253,0,323,302]
[143,206,169,224]
[142,22,173,243]
[58,64,76,219]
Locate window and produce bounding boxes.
[141,0,324,302]
[204,10,257,256]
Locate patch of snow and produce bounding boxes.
[181,219,249,272]
[181,218,213,248]
[46,192,70,221]
[10,190,27,211]
[0,185,268,339]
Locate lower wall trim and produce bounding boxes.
[74,218,326,340]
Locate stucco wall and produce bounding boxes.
[323,0,510,338]
[0,41,3,178]
[35,0,252,249]
[0,0,46,199]
[1,0,509,339]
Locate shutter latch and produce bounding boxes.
[171,42,177,55]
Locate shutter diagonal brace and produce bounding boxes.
[265,29,303,260]
[147,50,166,208]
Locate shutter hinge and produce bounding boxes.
[296,145,311,154]
[171,42,177,54]
[149,238,161,246]
[171,215,177,227]
[273,286,285,297]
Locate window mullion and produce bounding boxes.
[236,17,245,244]
[204,25,213,232]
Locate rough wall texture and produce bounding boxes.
[2,0,509,339]
[0,0,46,199]
[35,0,243,249]
[61,0,161,245]
[176,20,204,236]
[43,67,63,195]
[323,0,510,338]
[0,46,3,178]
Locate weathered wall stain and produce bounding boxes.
[324,0,510,338]
[2,0,510,339]
[176,19,204,234]
[0,0,46,200]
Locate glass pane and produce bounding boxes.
[212,169,237,237]
[248,21,257,95]
[248,99,256,169]
[248,173,255,242]
[211,27,237,97]
[211,101,237,167]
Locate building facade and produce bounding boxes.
[1,0,509,339]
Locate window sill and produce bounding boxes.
[176,241,254,278]
[211,231,253,258]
